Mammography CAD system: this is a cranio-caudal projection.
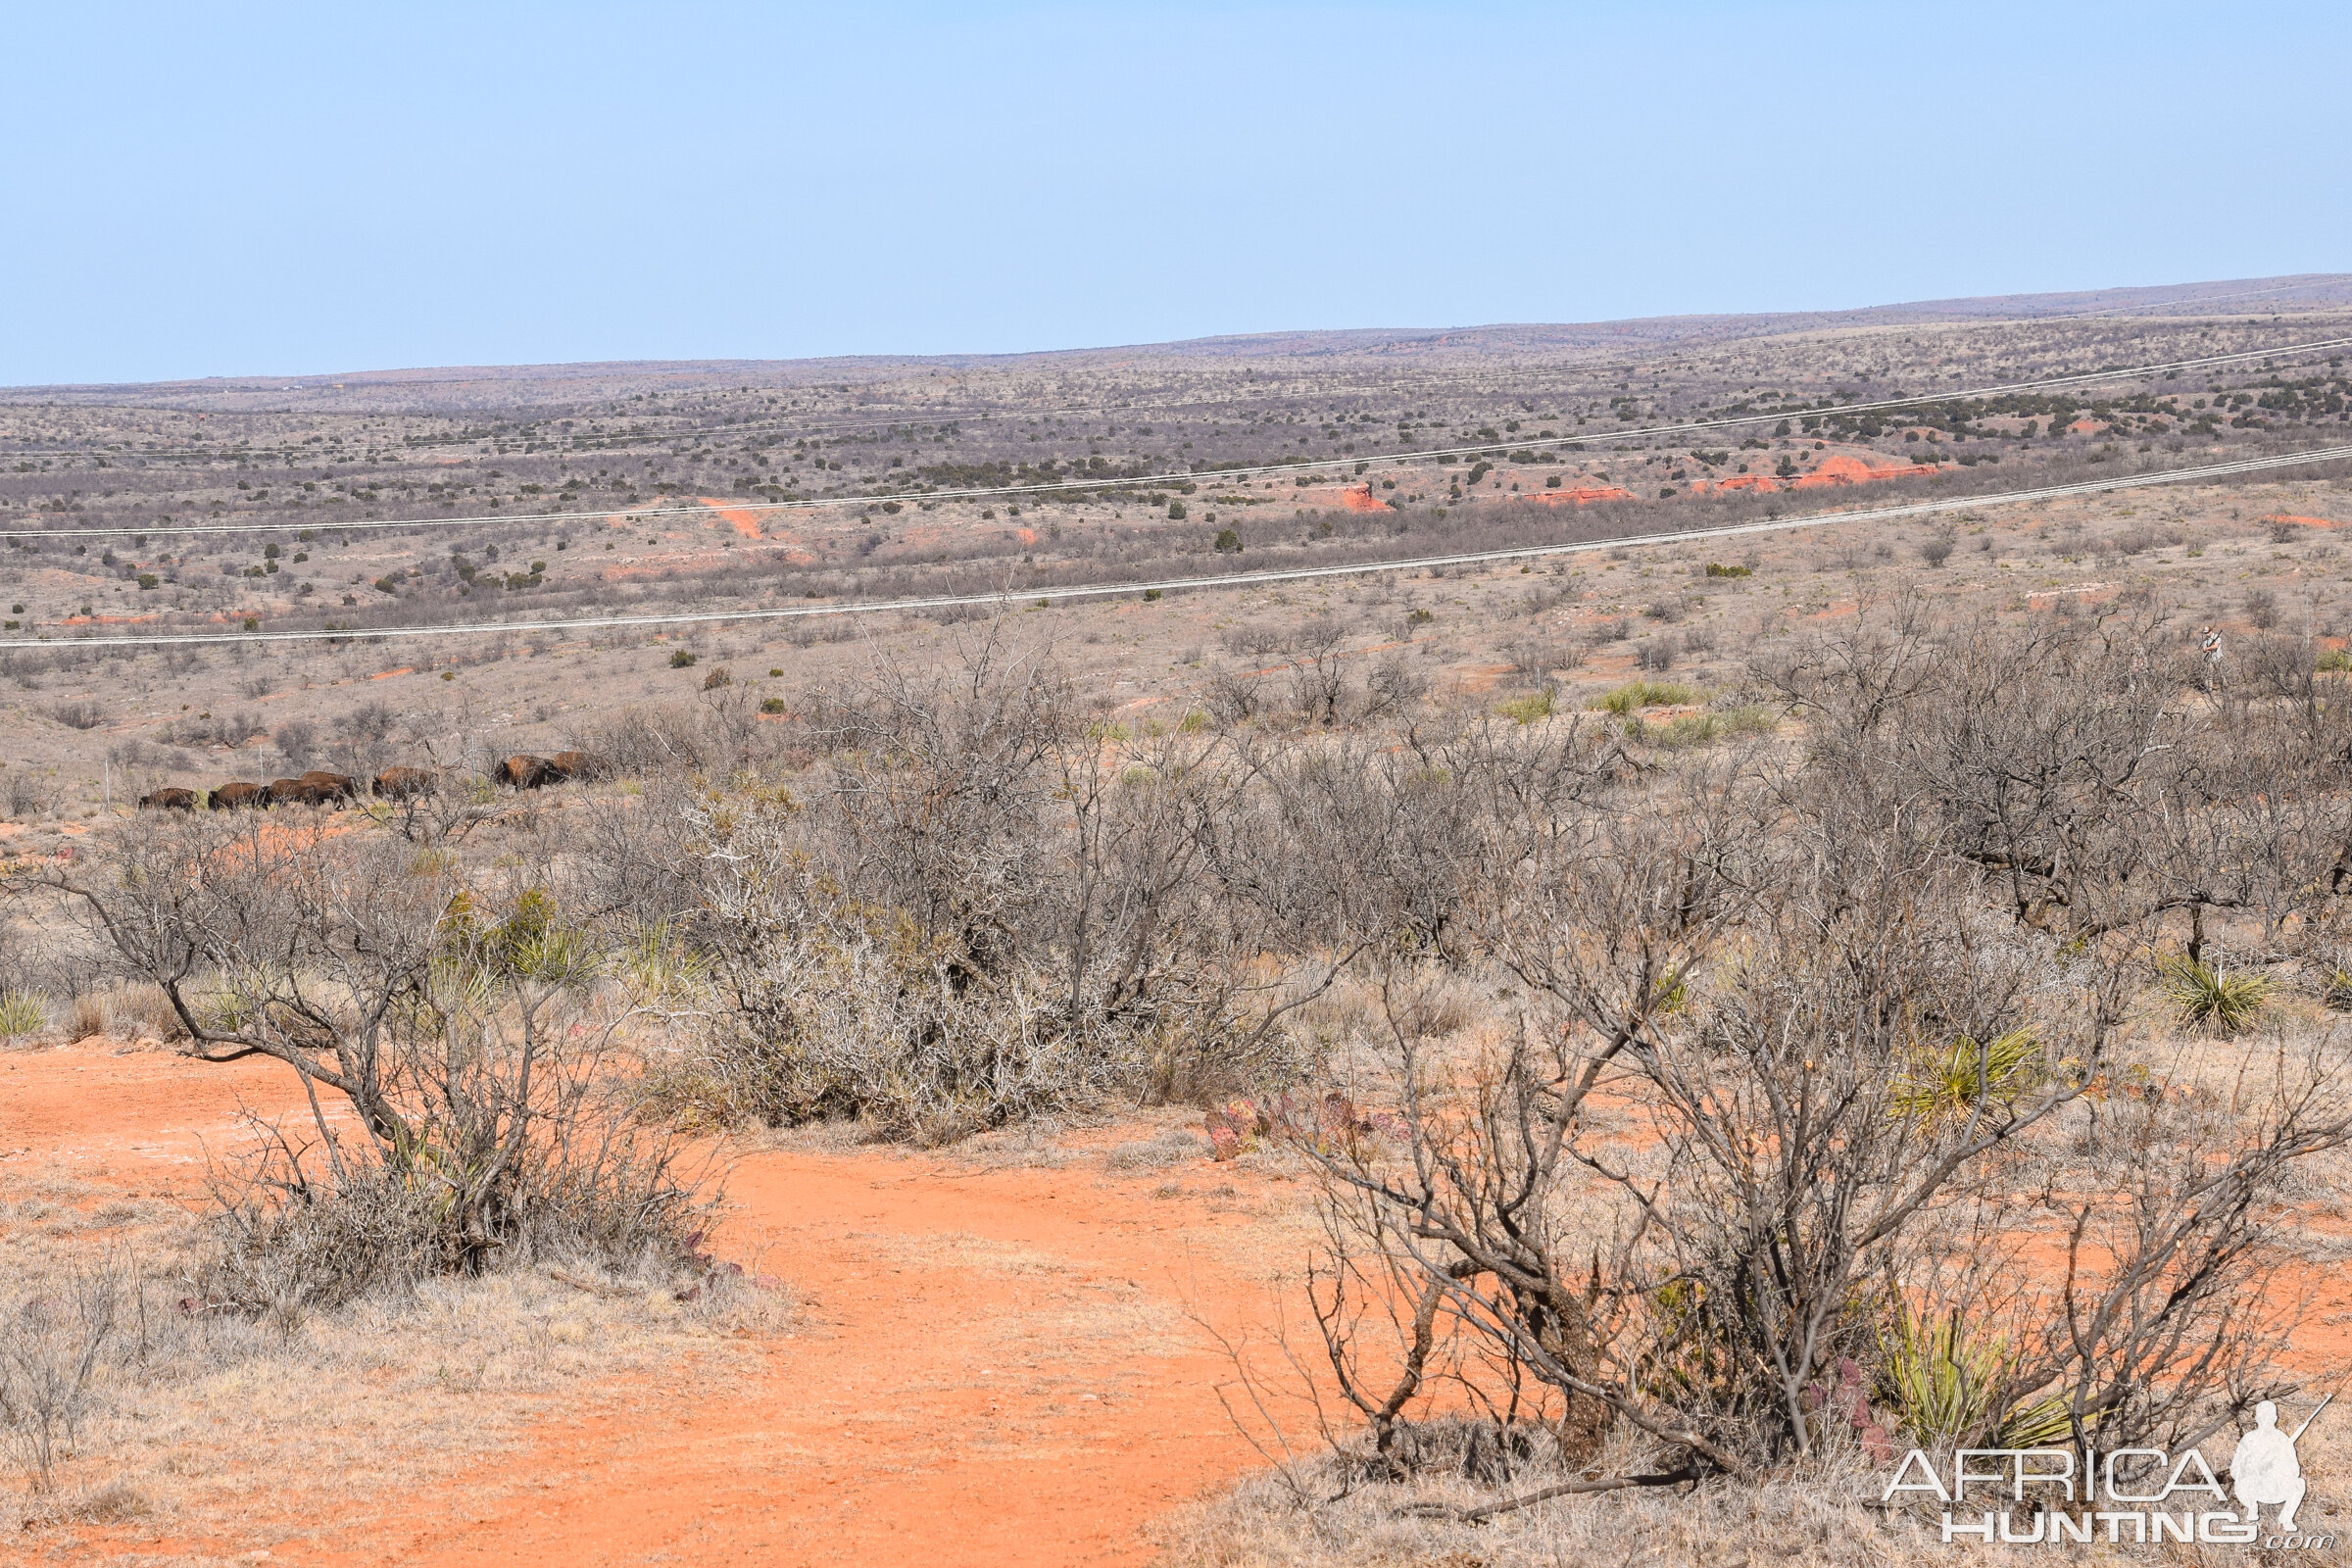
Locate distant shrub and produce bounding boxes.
[1213,528,1242,553]
[1596,680,1697,715]
[669,649,699,668]
[1649,712,1721,749]
[1704,562,1752,577]
[1496,691,1555,725]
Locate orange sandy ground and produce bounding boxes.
[0,1043,1296,1566]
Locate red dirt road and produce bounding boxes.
[356,1151,1281,1567]
[1,1044,1294,1566]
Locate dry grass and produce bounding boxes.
[1160,1417,2352,1566]
[0,1188,793,1544]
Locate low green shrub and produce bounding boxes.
[2158,955,2270,1035]
[1595,680,1698,715]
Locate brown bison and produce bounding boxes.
[209,781,266,809]
[266,776,341,808]
[372,765,438,800]
[497,754,561,790]
[138,788,197,812]
[547,750,600,782]
[298,770,361,803]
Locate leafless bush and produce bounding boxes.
[0,1268,118,1494]
[328,700,399,777]
[658,638,1289,1137]
[1267,606,2352,1506]
[1205,665,1266,725]
[48,701,102,731]
[32,816,713,1298]
[3,768,49,818]
[1502,638,1568,679]
[572,687,777,779]
[1360,654,1429,721]
[272,717,318,771]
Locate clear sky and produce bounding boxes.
[5,1,2345,386]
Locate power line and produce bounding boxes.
[10,442,2345,652]
[4,332,2348,545]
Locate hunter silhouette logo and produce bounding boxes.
[2233,1396,2325,1534]
[1885,1396,2335,1549]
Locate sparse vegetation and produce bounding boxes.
[4,284,2352,1560]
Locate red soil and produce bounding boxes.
[1788,453,1943,489]
[1338,484,1388,514]
[2266,514,2343,529]
[5,1043,1288,1567]
[699,498,767,540]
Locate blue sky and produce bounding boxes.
[4,2,2345,385]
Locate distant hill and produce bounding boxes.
[12,273,2350,413]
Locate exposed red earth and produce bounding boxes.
[2,1041,1301,1567]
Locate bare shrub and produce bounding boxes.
[1263,606,2352,1511]
[35,816,712,1297]
[0,1268,118,1494]
[1204,664,1265,725]
[659,640,1283,1138]
[272,717,318,772]
[1,770,47,818]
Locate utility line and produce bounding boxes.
[9,442,2345,651]
[3,333,2348,545]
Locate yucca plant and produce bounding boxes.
[1890,1027,2039,1124]
[2158,954,2270,1035]
[2323,966,2352,1013]
[1496,690,1555,725]
[0,988,48,1042]
[1880,1303,2076,1448]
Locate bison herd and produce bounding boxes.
[135,751,598,812]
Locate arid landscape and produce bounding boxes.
[10,278,2352,1566]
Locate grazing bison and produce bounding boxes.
[372,765,438,800]
[209,781,266,809]
[497,754,560,790]
[547,750,600,782]
[298,769,361,803]
[138,788,197,812]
